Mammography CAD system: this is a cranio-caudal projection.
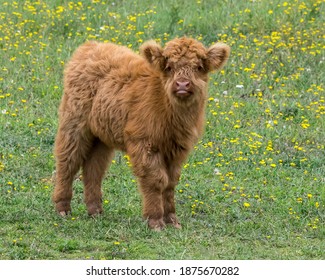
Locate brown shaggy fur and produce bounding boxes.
[53,37,230,230]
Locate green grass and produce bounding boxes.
[0,0,324,259]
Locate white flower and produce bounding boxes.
[236,85,244,89]
[214,168,221,175]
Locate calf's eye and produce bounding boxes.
[197,65,204,72]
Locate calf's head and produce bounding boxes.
[140,37,230,104]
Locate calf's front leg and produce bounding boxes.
[128,145,169,230]
[139,178,166,230]
[163,165,182,229]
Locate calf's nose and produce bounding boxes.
[176,80,191,91]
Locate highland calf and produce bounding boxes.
[53,37,230,230]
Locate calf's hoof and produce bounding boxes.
[148,218,166,231]
[55,201,71,216]
[87,203,103,216]
[164,213,182,229]
[59,210,71,217]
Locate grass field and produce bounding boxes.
[0,0,324,259]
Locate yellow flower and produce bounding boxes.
[296,197,303,203]
[243,202,250,208]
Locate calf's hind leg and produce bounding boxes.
[53,128,92,216]
[82,139,114,216]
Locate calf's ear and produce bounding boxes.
[205,43,230,72]
[140,40,166,71]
